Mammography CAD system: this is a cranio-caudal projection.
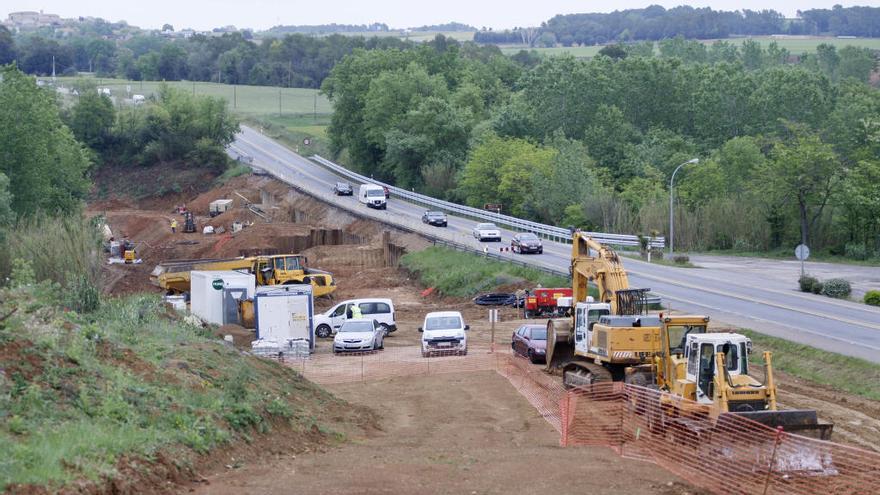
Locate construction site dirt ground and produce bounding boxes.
[186,371,699,495]
[91,170,880,492]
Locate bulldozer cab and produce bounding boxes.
[685,334,750,404]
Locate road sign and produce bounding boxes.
[484,203,502,213]
[212,279,224,290]
[795,244,810,261]
[303,138,311,146]
[489,309,500,322]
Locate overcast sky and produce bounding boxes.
[5,1,880,31]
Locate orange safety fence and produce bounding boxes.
[562,383,880,495]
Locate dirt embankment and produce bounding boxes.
[89,174,428,295]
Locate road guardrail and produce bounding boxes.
[309,155,665,249]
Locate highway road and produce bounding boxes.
[233,125,880,363]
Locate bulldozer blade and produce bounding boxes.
[729,410,834,440]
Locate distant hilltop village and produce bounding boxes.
[4,10,66,30]
[1,10,236,39]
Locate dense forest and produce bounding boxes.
[474,5,880,46]
[322,36,880,257]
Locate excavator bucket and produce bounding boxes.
[544,318,573,375]
[728,409,834,440]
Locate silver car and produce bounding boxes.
[473,222,502,242]
[332,319,386,353]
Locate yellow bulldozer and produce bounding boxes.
[151,254,336,298]
[624,315,833,439]
[546,233,832,438]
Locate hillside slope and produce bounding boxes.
[0,283,375,493]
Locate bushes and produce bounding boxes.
[864,290,880,307]
[800,274,853,300]
[673,254,690,264]
[822,278,852,299]
[798,275,819,293]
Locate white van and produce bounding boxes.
[314,298,396,338]
[419,311,468,357]
[359,184,387,209]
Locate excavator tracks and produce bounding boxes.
[562,361,613,390]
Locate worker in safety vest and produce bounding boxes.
[170,219,178,233]
[350,304,363,319]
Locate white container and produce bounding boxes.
[209,199,233,216]
[164,295,187,312]
[190,270,256,325]
[254,285,314,351]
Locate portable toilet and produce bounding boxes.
[190,270,256,325]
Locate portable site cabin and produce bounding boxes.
[254,285,315,351]
[190,270,256,325]
[209,199,234,217]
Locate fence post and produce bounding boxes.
[762,427,784,495]
[360,354,365,382]
[618,387,626,455]
[561,392,571,447]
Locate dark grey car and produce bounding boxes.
[333,182,353,196]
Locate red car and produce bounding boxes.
[511,324,547,363]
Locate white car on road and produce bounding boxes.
[333,319,386,353]
[419,311,469,357]
[473,223,502,242]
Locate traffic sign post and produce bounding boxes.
[489,309,499,353]
[795,244,810,277]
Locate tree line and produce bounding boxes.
[0,26,411,88]
[474,5,880,46]
[323,37,880,258]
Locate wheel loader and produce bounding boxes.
[151,254,336,298]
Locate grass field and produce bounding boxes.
[54,77,333,117]
[742,329,880,401]
[499,36,880,58]
[400,246,569,297]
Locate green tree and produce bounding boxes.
[837,46,877,83]
[458,134,553,217]
[0,66,91,215]
[760,126,842,246]
[0,26,15,65]
[582,104,641,182]
[67,85,115,150]
[528,134,603,224]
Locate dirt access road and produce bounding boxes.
[189,372,694,495]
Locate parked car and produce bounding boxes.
[473,222,502,242]
[419,311,468,357]
[422,211,448,227]
[333,319,385,353]
[511,232,544,254]
[473,292,516,306]
[511,324,547,363]
[314,298,396,338]
[333,182,353,196]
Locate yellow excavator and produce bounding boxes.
[547,233,831,438]
[545,232,677,386]
[151,254,336,297]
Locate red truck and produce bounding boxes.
[521,288,572,318]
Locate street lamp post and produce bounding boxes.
[669,158,700,256]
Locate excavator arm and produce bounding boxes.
[571,233,631,314]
